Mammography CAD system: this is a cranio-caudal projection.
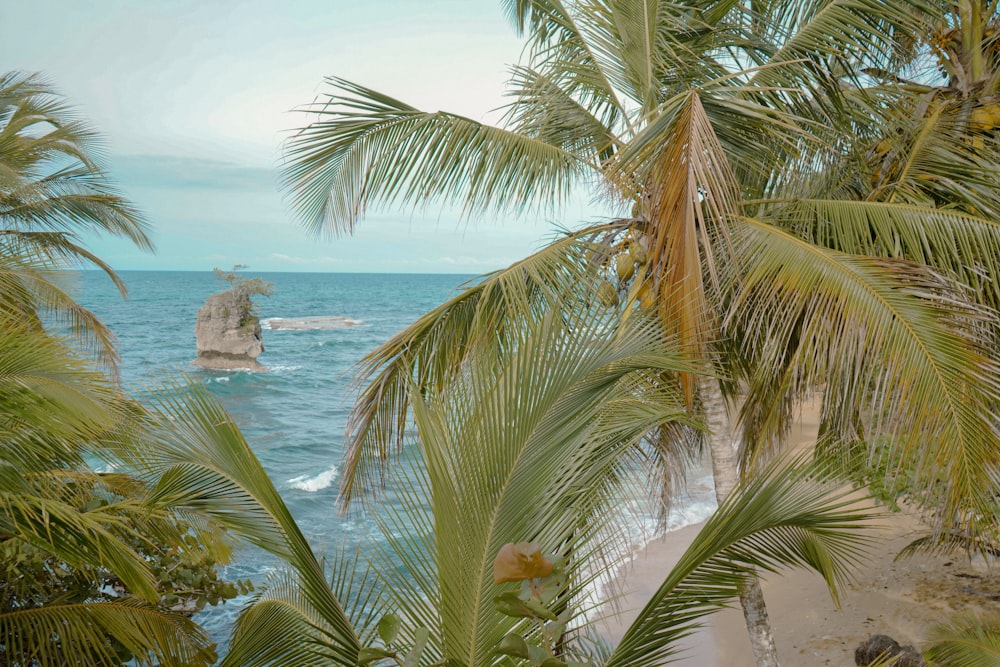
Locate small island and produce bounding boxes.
[193,266,273,371]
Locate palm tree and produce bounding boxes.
[147,301,878,666]
[282,2,1000,664]
[0,318,228,666]
[0,71,154,366]
[0,73,265,664]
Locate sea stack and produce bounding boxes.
[192,290,266,371]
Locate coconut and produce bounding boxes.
[629,243,648,266]
[637,282,656,309]
[597,281,619,307]
[614,253,635,282]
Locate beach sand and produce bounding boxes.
[598,398,1000,665]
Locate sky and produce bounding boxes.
[2,0,609,273]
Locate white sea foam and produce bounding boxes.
[214,376,230,383]
[267,364,303,374]
[262,316,363,331]
[287,465,339,492]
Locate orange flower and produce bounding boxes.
[493,542,554,584]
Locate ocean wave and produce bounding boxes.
[266,364,303,374]
[262,316,363,331]
[287,465,338,492]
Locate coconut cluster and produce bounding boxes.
[593,229,654,310]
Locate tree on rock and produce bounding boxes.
[193,266,273,371]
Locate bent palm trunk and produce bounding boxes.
[701,378,780,667]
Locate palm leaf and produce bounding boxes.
[727,216,1000,528]
[0,72,152,249]
[0,243,122,369]
[0,598,215,667]
[923,613,1000,666]
[340,221,630,505]
[604,457,876,667]
[224,570,355,667]
[282,77,587,236]
[389,306,696,665]
[771,198,1000,310]
[0,487,159,600]
[136,380,362,664]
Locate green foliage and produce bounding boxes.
[213,265,274,327]
[923,613,1000,666]
[0,320,255,665]
[209,300,880,667]
[0,72,262,665]
[0,72,154,367]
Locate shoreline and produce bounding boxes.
[597,397,1000,665]
[596,521,716,665]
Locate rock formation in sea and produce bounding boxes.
[192,290,266,371]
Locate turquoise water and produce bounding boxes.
[76,270,474,645]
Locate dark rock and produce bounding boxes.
[855,634,925,666]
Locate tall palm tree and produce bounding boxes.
[0,71,154,367]
[282,2,1000,664]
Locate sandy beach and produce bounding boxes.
[599,398,1000,665]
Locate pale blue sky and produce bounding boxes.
[2,1,610,273]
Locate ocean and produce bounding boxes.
[74,270,717,653]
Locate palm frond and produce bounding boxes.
[501,0,634,125]
[224,570,353,667]
[746,0,934,90]
[0,250,121,369]
[604,458,876,667]
[923,613,1000,666]
[282,77,588,236]
[0,598,215,667]
[0,313,120,468]
[728,217,1000,528]
[0,72,152,249]
[340,221,631,506]
[134,380,362,664]
[0,488,159,600]
[771,198,1000,311]
[502,64,623,160]
[391,306,697,665]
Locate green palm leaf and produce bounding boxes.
[728,217,1000,527]
[224,570,355,667]
[341,221,630,505]
[137,380,362,664]
[773,198,1000,309]
[923,613,1000,666]
[604,458,875,667]
[0,72,152,254]
[0,598,215,667]
[282,77,588,236]
[384,307,696,665]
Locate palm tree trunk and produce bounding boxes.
[700,378,780,667]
